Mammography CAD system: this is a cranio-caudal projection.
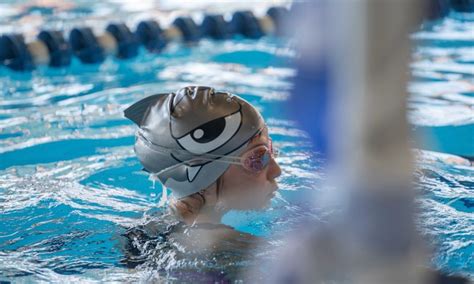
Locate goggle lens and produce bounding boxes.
[241,139,276,173]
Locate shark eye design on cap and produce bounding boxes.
[177,111,242,155]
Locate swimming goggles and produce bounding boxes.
[137,129,278,177]
[240,139,277,173]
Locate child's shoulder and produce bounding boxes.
[169,222,263,252]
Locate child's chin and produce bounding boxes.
[260,197,274,210]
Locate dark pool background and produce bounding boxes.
[0,1,473,282]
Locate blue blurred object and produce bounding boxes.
[69,27,105,64]
[285,3,330,158]
[290,59,331,159]
[37,30,72,67]
[173,17,201,42]
[201,15,231,40]
[230,11,264,39]
[136,20,167,52]
[0,34,34,71]
[106,23,139,59]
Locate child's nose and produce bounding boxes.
[267,157,282,180]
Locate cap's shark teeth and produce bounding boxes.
[187,165,202,182]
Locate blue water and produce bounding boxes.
[0,3,473,282]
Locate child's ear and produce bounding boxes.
[202,183,218,204]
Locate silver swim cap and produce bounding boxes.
[124,86,265,198]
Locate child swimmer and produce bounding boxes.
[123,86,281,259]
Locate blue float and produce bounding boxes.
[173,17,201,42]
[106,23,139,59]
[136,20,167,52]
[201,15,230,40]
[69,27,105,64]
[425,0,450,20]
[1,6,288,71]
[0,34,34,71]
[230,11,264,39]
[450,0,474,12]
[266,7,289,36]
[37,30,72,67]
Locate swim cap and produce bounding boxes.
[124,86,265,198]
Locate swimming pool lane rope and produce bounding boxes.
[0,7,289,72]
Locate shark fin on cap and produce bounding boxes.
[124,93,165,126]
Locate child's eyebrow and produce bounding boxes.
[247,134,270,151]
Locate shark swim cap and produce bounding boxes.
[124,86,265,199]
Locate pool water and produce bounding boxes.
[0,3,473,282]
[409,15,474,278]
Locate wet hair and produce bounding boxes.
[168,177,222,222]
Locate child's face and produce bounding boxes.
[219,128,282,210]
